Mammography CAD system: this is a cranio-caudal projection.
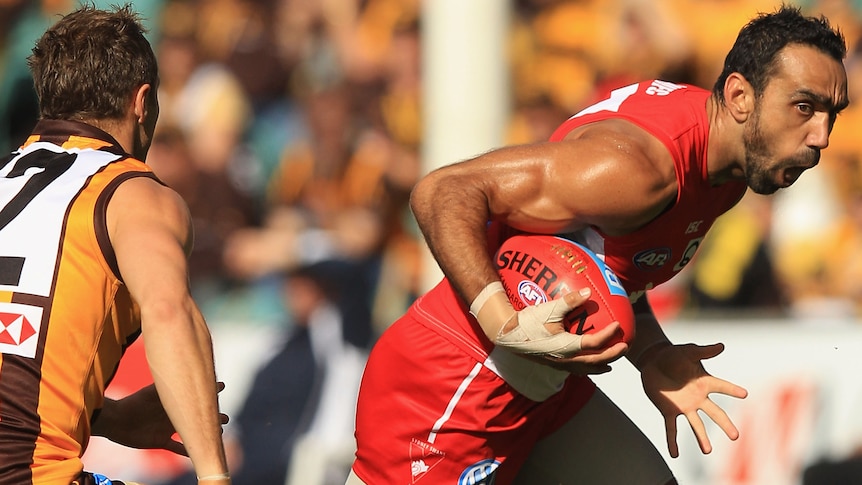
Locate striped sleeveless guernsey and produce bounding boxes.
[0,120,157,484]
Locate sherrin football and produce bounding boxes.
[494,234,635,345]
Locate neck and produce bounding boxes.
[86,117,137,158]
[704,96,745,186]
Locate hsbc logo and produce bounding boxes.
[0,302,42,359]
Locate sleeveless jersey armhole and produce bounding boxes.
[94,171,163,283]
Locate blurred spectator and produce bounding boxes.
[150,0,265,308]
[223,13,423,331]
[820,192,862,315]
[146,126,260,303]
[6,0,862,481]
[155,1,259,197]
[671,0,780,88]
[163,259,369,485]
[683,194,788,317]
[510,0,694,114]
[506,93,571,145]
[0,1,61,154]
[0,0,166,153]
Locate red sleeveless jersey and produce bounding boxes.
[417,80,746,346]
[354,80,747,484]
[549,80,747,301]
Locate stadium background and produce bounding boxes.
[3,0,862,483]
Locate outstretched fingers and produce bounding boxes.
[711,375,749,400]
[701,398,740,442]
[664,415,680,458]
[684,409,712,455]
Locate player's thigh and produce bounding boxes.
[513,388,675,485]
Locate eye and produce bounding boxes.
[796,103,814,115]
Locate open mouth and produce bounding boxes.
[782,166,806,187]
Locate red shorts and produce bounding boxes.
[352,309,595,485]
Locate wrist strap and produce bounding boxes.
[469,281,516,340]
[469,281,505,317]
[495,297,583,358]
[198,473,230,482]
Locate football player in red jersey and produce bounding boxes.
[348,5,848,485]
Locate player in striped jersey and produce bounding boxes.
[0,5,230,484]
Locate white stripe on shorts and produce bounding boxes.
[427,362,483,444]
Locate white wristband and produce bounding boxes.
[470,281,505,317]
[198,473,231,481]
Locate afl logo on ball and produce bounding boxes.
[517,280,547,306]
[459,459,499,485]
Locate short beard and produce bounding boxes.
[742,109,780,195]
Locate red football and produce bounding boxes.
[494,234,635,345]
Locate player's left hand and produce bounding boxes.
[95,382,229,455]
[639,343,748,458]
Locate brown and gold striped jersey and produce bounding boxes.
[0,120,157,484]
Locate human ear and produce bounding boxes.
[723,73,754,123]
[133,84,151,124]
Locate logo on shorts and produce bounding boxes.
[91,474,112,485]
[458,459,500,485]
[410,438,445,483]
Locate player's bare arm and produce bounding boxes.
[411,119,678,361]
[413,118,678,302]
[107,176,230,479]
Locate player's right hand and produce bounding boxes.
[527,321,629,374]
[639,342,748,458]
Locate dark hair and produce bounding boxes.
[712,4,846,103]
[27,4,158,121]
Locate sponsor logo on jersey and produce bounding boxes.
[674,237,703,271]
[633,247,671,271]
[685,220,704,234]
[0,302,42,359]
[645,80,686,96]
[458,459,499,485]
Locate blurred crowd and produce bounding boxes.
[4,0,862,482]
[4,0,862,327]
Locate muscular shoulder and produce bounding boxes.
[106,176,193,254]
[552,118,679,235]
